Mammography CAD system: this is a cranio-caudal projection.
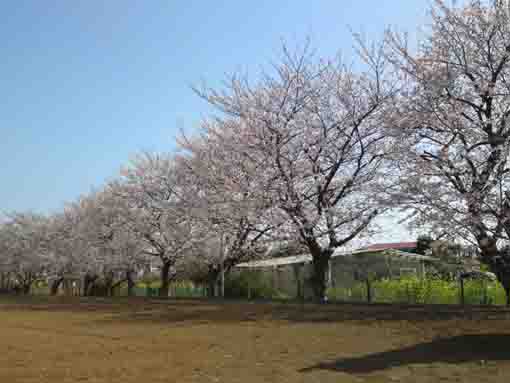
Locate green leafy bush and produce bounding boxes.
[327,276,507,305]
[328,283,368,301]
[462,279,506,305]
[372,276,458,304]
[132,280,206,297]
[224,270,282,299]
[171,281,206,297]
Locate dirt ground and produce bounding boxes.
[1,296,510,383]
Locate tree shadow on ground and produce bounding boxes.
[92,299,510,325]
[90,303,510,327]
[3,296,510,324]
[300,334,510,374]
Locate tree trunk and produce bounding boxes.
[0,273,9,293]
[159,262,171,297]
[477,236,510,305]
[206,267,220,298]
[208,279,216,297]
[50,278,64,296]
[127,270,135,297]
[83,276,90,296]
[104,271,114,297]
[63,279,74,296]
[108,282,116,297]
[22,281,31,295]
[83,274,97,296]
[499,277,510,306]
[505,286,510,306]
[311,251,332,303]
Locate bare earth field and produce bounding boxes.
[1,297,510,383]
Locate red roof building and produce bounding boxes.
[360,242,418,251]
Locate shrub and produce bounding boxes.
[327,283,367,302]
[224,270,282,299]
[327,276,507,305]
[463,279,506,305]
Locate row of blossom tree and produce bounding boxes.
[2,0,510,303]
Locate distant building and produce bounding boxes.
[359,242,418,252]
[235,244,434,299]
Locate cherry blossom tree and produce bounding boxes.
[42,196,111,296]
[70,190,147,296]
[387,0,510,302]
[1,189,147,297]
[196,43,397,301]
[0,213,51,294]
[45,209,88,295]
[108,224,147,296]
[177,124,278,296]
[111,152,203,297]
[0,219,17,292]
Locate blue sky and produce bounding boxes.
[0,0,428,216]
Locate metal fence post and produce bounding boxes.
[482,279,488,305]
[366,278,372,303]
[460,277,465,306]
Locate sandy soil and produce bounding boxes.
[1,296,510,382]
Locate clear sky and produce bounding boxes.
[0,0,428,225]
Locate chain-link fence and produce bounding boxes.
[326,276,507,305]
